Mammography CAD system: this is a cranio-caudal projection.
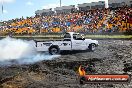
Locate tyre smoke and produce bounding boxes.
[0,37,60,66]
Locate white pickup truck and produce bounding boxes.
[35,32,99,55]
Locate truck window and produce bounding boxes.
[64,33,71,41]
[73,34,84,40]
[73,34,77,40]
[64,33,71,38]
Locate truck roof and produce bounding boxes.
[67,32,79,35]
[67,32,75,34]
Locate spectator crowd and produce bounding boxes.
[0,6,131,35]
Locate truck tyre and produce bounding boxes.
[49,46,60,55]
[89,43,96,51]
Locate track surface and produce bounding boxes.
[0,40,132,88]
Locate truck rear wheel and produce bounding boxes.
[49,46,60,55]
[89,43,96,51]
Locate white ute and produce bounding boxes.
[35,32,99,55]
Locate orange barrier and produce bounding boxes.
[52,27,61,33]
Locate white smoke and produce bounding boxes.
[0,37,60,66]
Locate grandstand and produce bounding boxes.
[78,1,105,11]
[35,9,54,16]
[54,5,76,14]
[0,0,131,36]
[109,0,132,8]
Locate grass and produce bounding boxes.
[0,35,132,39]
[85,35,132,39]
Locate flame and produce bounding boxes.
[78,65,86,76]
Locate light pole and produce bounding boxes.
[1,0,4,14]
[0,0,4,21]
[2,5,3,14]
[60,0,61,7]
[105,0,109,8]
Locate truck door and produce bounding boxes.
[61,33,72,50]
[60,41,72,50]
[72,34,87,50]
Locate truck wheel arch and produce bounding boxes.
[88,43,96,51]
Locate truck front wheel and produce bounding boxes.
[89,43,96,51]
[49,46,60,55]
